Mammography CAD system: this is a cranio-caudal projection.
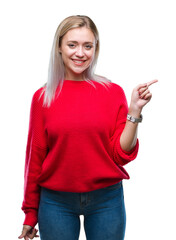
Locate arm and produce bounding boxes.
[109,87,139,166]
[21,89,48,228]
[120,80,158,152]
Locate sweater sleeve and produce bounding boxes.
[110,86,139,166]
[21,89,48,228]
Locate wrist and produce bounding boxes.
[128,105,142,118]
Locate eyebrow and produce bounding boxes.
[67,41,94,45]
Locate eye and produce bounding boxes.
[68,43,76,48]
[85,45,93,50]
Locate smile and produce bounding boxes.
[72,59,86,66]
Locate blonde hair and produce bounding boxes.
[40,15,112,108]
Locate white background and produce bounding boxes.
[0,0,175,239]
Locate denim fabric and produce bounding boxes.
[38,181,126,240]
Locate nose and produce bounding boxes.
[75,46,84,58]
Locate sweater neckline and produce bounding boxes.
[64,79,87,82]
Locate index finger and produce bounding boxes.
[147,79,158,87]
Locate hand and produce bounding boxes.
[18,225,39,240]
[129,79,158,115]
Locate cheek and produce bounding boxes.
[61,46,74,57]
[63,50,74,58]
[61,51,74,65]
[86,50,95,61]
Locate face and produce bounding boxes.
[59,27,96,80]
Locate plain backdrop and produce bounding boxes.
[0,0,175,239]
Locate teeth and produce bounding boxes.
[73,60,84,63]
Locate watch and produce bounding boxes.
[127,113,143,123]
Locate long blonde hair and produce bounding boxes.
[40,15,112,108]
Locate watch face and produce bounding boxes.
[127,115,134,122]
[131,117,135,122]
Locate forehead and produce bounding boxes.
[62,27,95,43]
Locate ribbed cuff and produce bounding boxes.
[116,138,139,163]
[23,211,38,228]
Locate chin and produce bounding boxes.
[72,69,87,75]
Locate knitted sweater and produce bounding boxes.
[21,79,139,227]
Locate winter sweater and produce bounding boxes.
[21,79,139,227]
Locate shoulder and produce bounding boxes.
[90,79,125,94]
[32,85,46,100]
[30,85,46,107]
[108,81,126,99]
[110,81,125,92]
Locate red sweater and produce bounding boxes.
[21,79,139,227]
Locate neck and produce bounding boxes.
[65,72,85,81]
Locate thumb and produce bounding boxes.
[18,225,32,239]
[18,231,27,239]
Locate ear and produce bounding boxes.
[58,47,62,54]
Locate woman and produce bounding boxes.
[18,15,157,240]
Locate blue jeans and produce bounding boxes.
[38,181,126,240]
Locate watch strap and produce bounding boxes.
[127,113,143,123]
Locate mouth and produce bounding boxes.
[72,59,87,66]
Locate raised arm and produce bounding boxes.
[120,79,158,151]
